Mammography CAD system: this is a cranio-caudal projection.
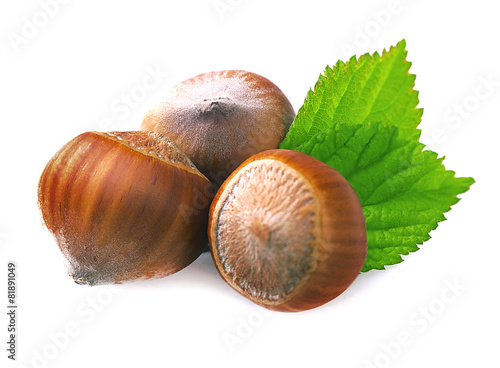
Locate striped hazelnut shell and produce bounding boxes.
[208,149,367,312]
[38,131,214,285]
[141,70,296,187]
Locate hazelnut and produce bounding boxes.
[141,70,295,187]
[208,149,367,312]
[38,131,214,285]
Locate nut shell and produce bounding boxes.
[38,131,214,285]
[208,149,367,312]
[141,70,295,186]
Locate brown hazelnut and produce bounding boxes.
[38,131,214,285]
[208,149,367,312]
[141,70,295,187]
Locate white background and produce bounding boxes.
[1,0,498,367]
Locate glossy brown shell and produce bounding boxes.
[141,70,295,186]
[38,131,214,285]
[208,149,367,312]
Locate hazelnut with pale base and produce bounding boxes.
[208,149,367,312]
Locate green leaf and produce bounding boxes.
[280,40,474,271]
[292,122,474,272]
[281,39,423,151]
